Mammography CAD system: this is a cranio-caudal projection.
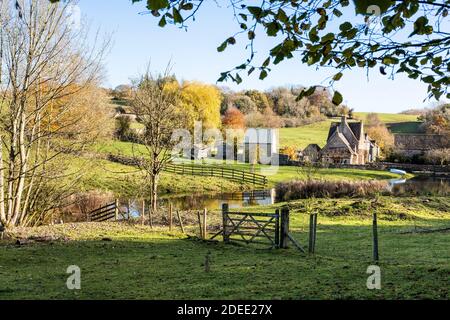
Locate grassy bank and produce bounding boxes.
[1,196,448,299]
[67,154,402,197]
[66,156,251,197]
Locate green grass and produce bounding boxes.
[386,122,423,134]
[181,159,402,186]
[279,113,422,148]
[67,154,402,196]
[88,140,147,157]
[353,112,419,123]
[1,196,448,299]
[66,156,251,197]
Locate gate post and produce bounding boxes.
[114,199,119,221]
[275,209,280,248]
[222,203,230,243]
[280,207,290,249]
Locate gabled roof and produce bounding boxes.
[322,128,357,155]
[304,144,321,152]
[327,121,363,141]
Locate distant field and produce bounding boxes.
[280,113,422,148]
[353,112,419,123]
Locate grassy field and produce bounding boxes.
[1,196,448,299]
[280,113,421,148]
[68,152,402,197]
[66,156,251,197]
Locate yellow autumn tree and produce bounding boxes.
[179,81,222,132]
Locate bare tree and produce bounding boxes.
[131,68,186,215]
[0,0,109,227]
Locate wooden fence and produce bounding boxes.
[88,200,119,222]
[165,163,268,186]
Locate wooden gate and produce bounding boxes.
[222,210,279,248]
[88,200,119,222]
[215,204,305,252]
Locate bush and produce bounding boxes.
[276,180,387,200]
[115,116,140,142]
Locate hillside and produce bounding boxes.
[280,113,423,148]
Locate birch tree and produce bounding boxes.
[0,0,108,227]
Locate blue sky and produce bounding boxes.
[78,0,442,113]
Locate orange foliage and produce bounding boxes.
[222,107,245,130]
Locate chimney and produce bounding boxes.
[340,115,347,130]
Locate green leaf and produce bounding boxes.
[172,8,183,23]
[332,91,343,105]
[247,6,262,18]
[181,3,193,10]
[146,0,168,11]
[217,41,227,52]
[339,22,352,32]
[332,72,343,81]
[158,16,167,27]
[259,70,268,80]
[297,86,316,101]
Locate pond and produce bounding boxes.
[121,175,449,217]
[388,175,450,197]
[122,189,276,217]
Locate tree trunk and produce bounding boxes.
[150,173,158,214]
[0,134,5,224]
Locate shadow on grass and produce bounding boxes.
[1,220,449,300]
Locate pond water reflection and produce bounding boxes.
[120,176,449,217]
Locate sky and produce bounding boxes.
[77,0,444,113]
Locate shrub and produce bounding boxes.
[276,180,387,200]
[115,116,140,142]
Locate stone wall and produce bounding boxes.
[394,134,449,156]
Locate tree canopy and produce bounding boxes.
[127,0,449,103]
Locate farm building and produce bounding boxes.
[243,128,279,164]
[320,116,379,165]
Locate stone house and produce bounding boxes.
[301,144,322,163]
[320,116,379,165]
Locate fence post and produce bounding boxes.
[114,199,119,221]
[148,204,153,228]
[373,212,379,263]
[177,210,185,233]
[222,203,229,243]
[169,203,173,231]
[309,214,314,254]
[197,211,203,239]
[203,208,207,239]
[280,207,290,249]
[275,209,280,248]
[314,214,318,253]
[141,199,145,225]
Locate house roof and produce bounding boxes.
[304,144,321,152]
[327,121,363,141]
[322,127,357,155]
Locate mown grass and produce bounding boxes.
[1,196,448,299]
